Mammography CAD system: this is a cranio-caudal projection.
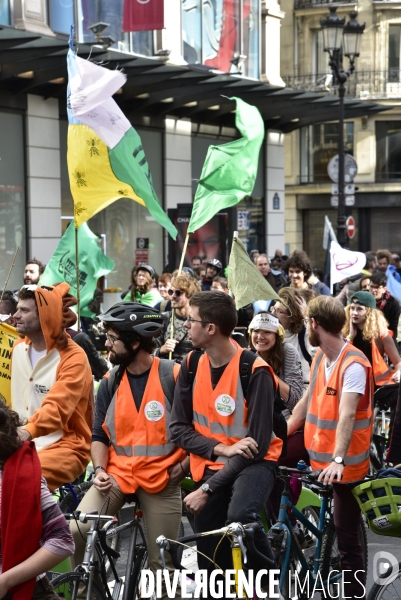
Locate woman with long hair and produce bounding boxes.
[342,291,401,388]
[248,312,303,418]
[270,287,318,388]
[0,406,74,599]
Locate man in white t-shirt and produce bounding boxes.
[287,296,373,600]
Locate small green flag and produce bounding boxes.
[188,97,264,234]
[228,237,279,309]
[40,220,114,317]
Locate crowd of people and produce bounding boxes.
[1,244,401,600]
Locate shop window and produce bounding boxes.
[182,0,260,78]
[303,209,358,269]
[0,0,10,25]
[370,208,401,252]
[376,121,401,181]
[0,112,26,290]
[300,122,354,184]
[60,121,164,287]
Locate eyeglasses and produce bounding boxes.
[106,333,121,345]
[303,318,310,326]
[270,306,290,317]
[185,316,210,325]
[168,289,183,297]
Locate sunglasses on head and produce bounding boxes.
[168,289,183,297]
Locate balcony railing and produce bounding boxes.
[283,70,401,99]
[294,0,357,9]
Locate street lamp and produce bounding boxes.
[320,8,365,247]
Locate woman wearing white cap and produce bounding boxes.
[248,312,304,420]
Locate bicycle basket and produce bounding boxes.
[352,477,401,537]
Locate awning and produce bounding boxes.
[0,25,391,132]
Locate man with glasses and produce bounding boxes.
[155,272,201,361]
[69,301,186,600]
[368,272,401,336]
[171,291,283,598]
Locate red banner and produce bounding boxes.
[123,0,164,32]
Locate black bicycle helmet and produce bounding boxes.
[136,264,155,278]
[97,302,166,337]
[206,258,222,271]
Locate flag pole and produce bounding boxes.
[74,224,81,329]
[168,232,190,359]
[1,246,20,302]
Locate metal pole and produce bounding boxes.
[337,84,347,248]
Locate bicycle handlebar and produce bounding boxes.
[156,521,276,572]
[63,510,116,524]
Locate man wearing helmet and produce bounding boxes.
[69,302,187,599]
[201,258,223,291]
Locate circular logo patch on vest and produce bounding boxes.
[145,400,164,422]
[215,394,235,416]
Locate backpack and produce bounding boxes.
[107,359,176,409]
[187,349,287,456]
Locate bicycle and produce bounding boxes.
[157,520,279,599]
[49,498,148,600]
[269,466,368,599]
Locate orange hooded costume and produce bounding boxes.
[11,283,93,490]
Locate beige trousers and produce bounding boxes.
[70,476,182,600]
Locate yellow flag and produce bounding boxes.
[67,124,145,227]
[0,323,18,406]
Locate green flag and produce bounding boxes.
[40,220,114,317]
[188,97,264,234]
[228,237,279,309]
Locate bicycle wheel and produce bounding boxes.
[50,571,106,600]
[320,516,368,598]
[126,546,156,600]
[367,562,401,600]
[59,482,93,513]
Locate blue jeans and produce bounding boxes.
[194,461,277,592]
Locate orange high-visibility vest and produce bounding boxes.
[190,348,283,482]
[370,337,394,387]
[102,357,186,494]
[304,344,373,483]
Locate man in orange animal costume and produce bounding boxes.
[10,283,93,491]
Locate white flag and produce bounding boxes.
[330,241,366,292]
[323,215,338,250]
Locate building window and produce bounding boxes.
[182,0,260,78]
[314,30,328,77]
[76,0,153,55]
[0,0,10,25]
[376,121,401,180]
[49,0,74,35]
[300,123,354,184]
[0,112,26,290]
[389,26,401,82]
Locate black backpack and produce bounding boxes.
[107,359,176,409]
[187,349,287,457]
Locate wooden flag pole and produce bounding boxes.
[1,246,20,302]
[168,232,190,359]
[75,224,81,330]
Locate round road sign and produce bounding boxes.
[327,154,358,184]
[346,216,356,239]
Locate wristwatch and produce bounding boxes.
[201,483,214,496]
[331,456,345,465]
